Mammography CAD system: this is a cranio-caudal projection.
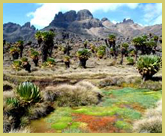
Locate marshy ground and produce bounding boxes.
[3,56,162,133]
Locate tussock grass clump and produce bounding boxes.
[43,81,102,107]
[133,99,162,133]
[27,102,54,120]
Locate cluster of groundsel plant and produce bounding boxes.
[96,45,106,59]
[136,55,161,80]
[76,48,91,60]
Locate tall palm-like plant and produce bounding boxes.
[35,31,42,47]
[30,49,40,66]
[16,40,24,58]
[9,46,20,60]
[120,43,129,65]
[35,31,55,62]
[132,36,146,61]
[108,34,117,59]
[76,48,91,68]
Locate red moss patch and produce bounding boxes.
[73,114,120,133]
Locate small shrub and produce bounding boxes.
[127,57,135,65]
[97,49,105,59]
[12,60,22,71]
[21,57,28,63]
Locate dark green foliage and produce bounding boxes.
[16,82,41,103]
[136,55,161,80]
[6,98,19,107]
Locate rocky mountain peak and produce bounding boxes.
[22,22,31,28]
[76,9,93,21]
[122,18,134,24]
[101,18,109,22]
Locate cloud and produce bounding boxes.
[143,3,162,25]
[28,3,139,27]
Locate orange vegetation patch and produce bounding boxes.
[73,114,120,133]
[131,103,146,113]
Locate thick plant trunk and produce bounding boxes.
[120,53,124,65]
[23,62,31,73]
[79,58,87,68]
[135,48,138,61]
[65,61,70,68]
[12,52,19,60]
[19,46,24,58]
[33,58,39,66]
[41,43,48,63]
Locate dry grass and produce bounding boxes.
[133,99,162,133]
[42,81,102,107]
[28,102,54,120]
[8,128,31,133]
[3,91,15,101]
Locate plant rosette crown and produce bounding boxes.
[15,82,41,103]
[77,49,91,60]
[63,56,70,62]
[136,55,161,79]
[9,47,21,54]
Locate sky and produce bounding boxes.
[3,3,162,29]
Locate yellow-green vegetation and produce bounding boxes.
[12,60,22,71]
[30,49,39,59]
[9,46,20,54]
[63,56,70,62]
[42,57,56,68]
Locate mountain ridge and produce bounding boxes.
[3,9,162,43]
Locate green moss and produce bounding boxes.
[70,122,81,129]
[72,108,89,114]
[101,88,162,109]
[45,107,72,123]
[62,128,83,133]
[51,122,68,130]
[115,120,132,129]
[59,117,72,122]
[117,108,142,120]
